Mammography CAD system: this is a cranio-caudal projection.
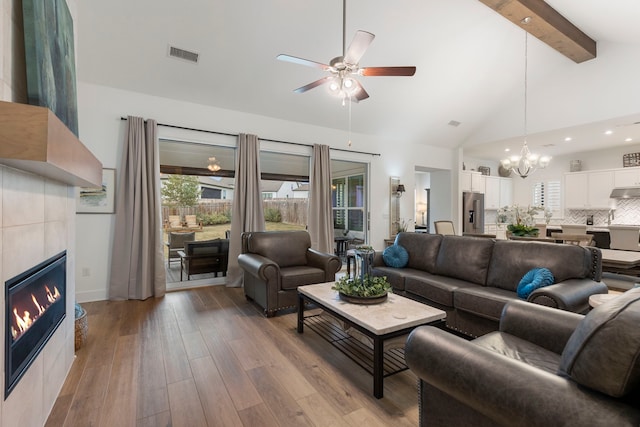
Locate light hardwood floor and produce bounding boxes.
[47,286,419,426]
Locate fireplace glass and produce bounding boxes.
[5,251,66,398]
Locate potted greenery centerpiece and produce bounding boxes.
[332,245,392,304]
[497,204,552,237]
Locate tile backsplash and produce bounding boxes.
[563,199,640,226]
[485,198,640,227]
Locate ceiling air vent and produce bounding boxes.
[168,45,199,64]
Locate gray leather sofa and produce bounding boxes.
[238,231,342,317]
[371,233,607,337]
[405,289,640,426]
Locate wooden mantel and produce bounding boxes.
[0,101,102,187]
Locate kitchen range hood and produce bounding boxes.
[610,187,640,198]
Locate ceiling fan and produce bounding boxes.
[276,0,416,102]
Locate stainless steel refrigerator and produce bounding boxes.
[462,192,485,234]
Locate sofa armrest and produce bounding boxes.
[306,249,342,280]
[528,279,608,313]
[499,300,583,354]
[237,253,279,283]
[405,326,640,427]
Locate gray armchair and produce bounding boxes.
[405,289,640,427]
[238,231,342,317]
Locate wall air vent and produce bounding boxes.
[168,45,199,64]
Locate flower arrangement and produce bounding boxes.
[497,204,552,237]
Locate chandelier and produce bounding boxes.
[501,29,551,178]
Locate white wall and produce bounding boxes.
[76,82,454,301]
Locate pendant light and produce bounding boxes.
[501,28,551,178]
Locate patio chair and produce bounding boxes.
[166,231,195,267]
[180,239,229,280]
[185,214,202,231]
[166,215,182,230]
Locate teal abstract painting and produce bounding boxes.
[23,0,79,136]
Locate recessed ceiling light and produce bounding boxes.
[625,138,633,142]
[605,130,613,135]
[505,148,510,152]
[564,137,572,142]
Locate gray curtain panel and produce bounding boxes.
[308,144,334,253]
[109,116,166,300]
[226,133,265,287]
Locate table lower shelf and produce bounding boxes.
[304,313,408,378]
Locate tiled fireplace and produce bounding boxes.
[0,167,77,426]
[5,251,66,398]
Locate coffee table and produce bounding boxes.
[297,282,446,398]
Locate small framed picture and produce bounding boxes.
[478,166,491,176]
[76,168,116,214]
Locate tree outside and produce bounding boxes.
[162,175,200,208]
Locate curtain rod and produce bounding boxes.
[120,117,380,156]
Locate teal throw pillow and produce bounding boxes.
[383,244,409,268]
[517,268,555,299]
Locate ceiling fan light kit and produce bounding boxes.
[276,0,416,103]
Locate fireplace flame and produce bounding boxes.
[11,283,62,342]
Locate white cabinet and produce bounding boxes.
[499,178,513,207]
[484,176,500,209]
[484,177,512,209]
[564,170,614,209]
[461,171,485,193]
[614,167,640,187]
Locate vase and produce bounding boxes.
[354,249,374,280]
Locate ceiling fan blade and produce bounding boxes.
[277,54,330,70]
[350,80,369,102]
[360,66,417,77]
[344,30,375,64]
[293,77,333,94]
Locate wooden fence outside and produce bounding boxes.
[162,198,309,226]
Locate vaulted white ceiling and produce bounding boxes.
[77,0,640,162]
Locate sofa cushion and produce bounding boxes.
[486,240,592,292]
[406,273,475,308]
[280,266,325,290]
[558,288,640,397]
[474,332,562,374]
[433,236,494,285]
[395,233,443,273]
[517,268,555,299]
[370,266,409,291]
[454,287,517,321]
[383,244,409,268]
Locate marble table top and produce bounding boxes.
[299,282,446,335]
[600,248,640,266]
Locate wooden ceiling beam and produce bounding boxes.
[478,0,596,63]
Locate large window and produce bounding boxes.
[532,180,561,215]
[333,174,365,234]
